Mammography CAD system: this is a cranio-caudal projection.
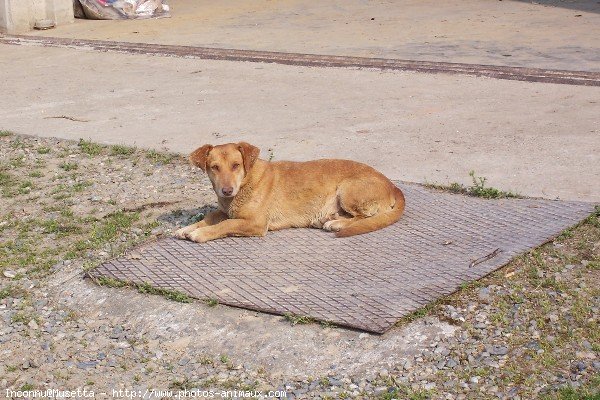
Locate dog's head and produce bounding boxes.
[190,142,260,198]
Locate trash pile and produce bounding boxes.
[73,0,170,20]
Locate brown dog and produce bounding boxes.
[175,142,405,243]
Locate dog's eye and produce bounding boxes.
[210,165,219,171]
[232,163,240,170]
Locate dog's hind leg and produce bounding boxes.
[322,179,389,233]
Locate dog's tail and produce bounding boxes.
[336,185,405,238]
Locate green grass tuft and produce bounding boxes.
[426,171,520,199]
[111,144,136,157]
[59,162,78,171]
[283,312,314,326]
[78,139,103,156]
[146,149,176,165]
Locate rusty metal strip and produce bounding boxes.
[2,34,599,86]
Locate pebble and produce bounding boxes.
[478,287,492,303]
[3,270,16,279]
[77,361,98,369]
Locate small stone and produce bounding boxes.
[3,270,16,279]
[573,362,586,372]
[77,361,98,369]
[470,376,480,384]
[328,377,342,387]
[582,340,592,350]
[478,287,492,303]
[373,387,388,395]
[547,314,559,323]
[489,346,509,356]
[178,357,190,366]
[28,320,39,330]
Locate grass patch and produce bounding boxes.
[544,374,600,399]
[283,312,314,326]
[59,162,78,171]
[111,144,136,157]
[0,130,14,137]
[37,146,51,154]
[204,298,219,307]
[95,276,127,288]
[136,282,192,303]
[41,219,82,236]
[427,171,520,199]
[73,211,139,251]
[94,278,191,303]
[78,139,103,156]
[146,149,176,165]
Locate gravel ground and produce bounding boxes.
[0,132,598,399]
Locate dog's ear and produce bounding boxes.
[237,142,260,173]
[189,144,213,171]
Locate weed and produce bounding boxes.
[78,139,103,156]
[426,171,520,199]
[135,282,192,303]
[95,277,127,288]
[59,162,78,171]
[0,286,14,299]
[220,354,229,364]
[169,378,194,390]
[146,149,176,165]
[74,211,139,251]
[18,181,34,195]
[199,356,213,366]
[37,146,51,154]
[204,298,219,307]
[111,144,136,157]
[0,130,14,137]
[283,312,314,325]
[41,219,81,236]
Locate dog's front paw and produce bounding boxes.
[185,229,211,243]
[174,226,194,239]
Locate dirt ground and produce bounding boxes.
[0,133,598,399]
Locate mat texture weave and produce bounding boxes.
[89,183,594,333]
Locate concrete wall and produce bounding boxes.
[0,0,73,33]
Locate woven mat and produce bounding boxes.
[88,182,594,333]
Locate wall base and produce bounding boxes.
[0,0,74,34]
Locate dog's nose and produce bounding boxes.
[221,187,234,196]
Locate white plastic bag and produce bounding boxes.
[75,0,170,20]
